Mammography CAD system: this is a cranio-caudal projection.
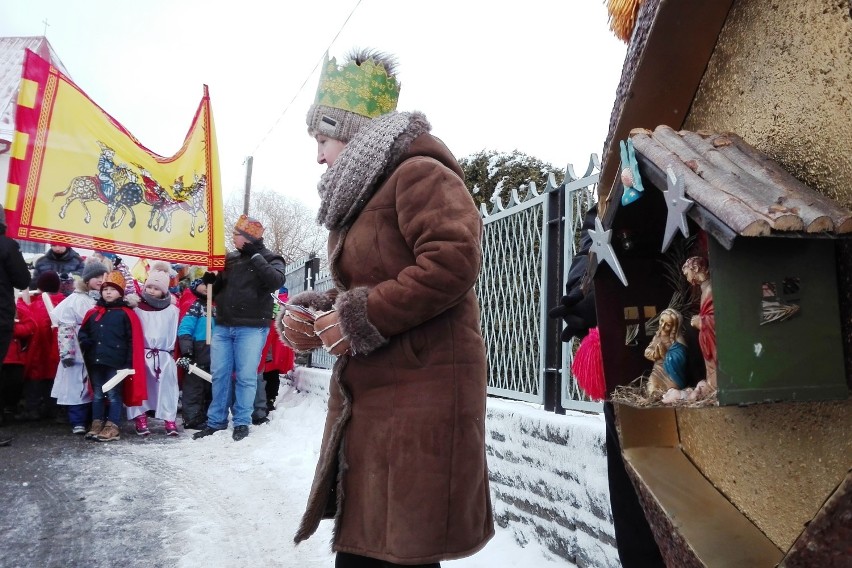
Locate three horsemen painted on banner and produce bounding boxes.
[53,140,208,238]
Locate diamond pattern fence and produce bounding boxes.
[479,156,600,411]
[479,194,547,403]
[559,164,600,411]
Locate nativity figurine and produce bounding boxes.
[644,308,688,396]
[682,256,717,390]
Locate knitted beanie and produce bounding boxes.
[101,270,126,297]
[144,268,171,296]
[36,270,61,293]
[81,258,109,283]
[307,106,376,143]
[306,49,401,143]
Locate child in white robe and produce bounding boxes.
[126,262,179,436]
[51,259,109,434]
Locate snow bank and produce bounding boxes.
[292,367,619,567]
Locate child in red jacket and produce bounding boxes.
[19,271,64,420]
[0,303,37,421]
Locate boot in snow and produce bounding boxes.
[85,419,104,440]
[97,421,121,442]
[134,415,150,436]
[164,420,179,436]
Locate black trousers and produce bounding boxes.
[604,402,665,567]
[182,371,212,426]
[335,552,440,568]
[0,364,24,413]
[264,370,280,402]
[0,327,12,363]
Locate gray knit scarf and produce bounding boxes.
[316,111,431,231]
[140,292,171,310]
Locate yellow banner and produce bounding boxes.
[6,49,225,268]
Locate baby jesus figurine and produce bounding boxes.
[682,256,717,392]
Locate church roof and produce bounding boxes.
[0,36,71,141]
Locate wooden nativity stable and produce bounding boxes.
[591,0,852,566]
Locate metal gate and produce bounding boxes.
[478,156,599,412]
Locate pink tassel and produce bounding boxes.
[572,327,606,401]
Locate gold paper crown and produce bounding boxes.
[102,270,126,295]
[235,214,264,240]
[314,55,400,119]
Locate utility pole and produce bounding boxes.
[243,156,253,215]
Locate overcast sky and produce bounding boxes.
[1,0,626,211]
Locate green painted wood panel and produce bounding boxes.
[710,238,848,405]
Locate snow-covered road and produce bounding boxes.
[1,383,558,567]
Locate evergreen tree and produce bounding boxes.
[459,150,558,212]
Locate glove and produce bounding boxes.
[548,287,597,342]
[314,310,351,356]
[176,356,194,370]
[61,357,75,368]
[282,326,324,352]
[280,312,323,352]
[240,240,262,257]
[201,271,217,285]
[113,256,123,268]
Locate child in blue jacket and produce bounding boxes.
[176,279,214,429]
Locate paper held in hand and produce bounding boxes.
[101,369,135,393]
[284,303,318,323]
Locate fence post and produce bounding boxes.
[542,183,566,414]
[301,254,320,368]
[305,254,320,291]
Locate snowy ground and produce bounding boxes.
[2,379,561,567]
[162,382,559,566]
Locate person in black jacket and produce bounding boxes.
[31,244,85,288]
[0,225,32,362]
[193,215,285,442]
[549,205,664,568]
[0,220,36,436]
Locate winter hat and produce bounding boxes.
[189,278,208,299]
[234,214,265,242]
[36,270,61,294]
[101,270,126,297]
[306,48,401,143]
[59,273,75,296]
[81,258,109,283]
[144,262,171,296]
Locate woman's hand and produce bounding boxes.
[314,310,351,356]
[281,312,323,352]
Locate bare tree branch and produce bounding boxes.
[224,191,327,264]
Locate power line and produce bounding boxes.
[247,0,363,157]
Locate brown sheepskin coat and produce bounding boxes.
[283,112,494,564]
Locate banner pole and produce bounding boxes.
[243,156,253,216]
[206,291,213,345]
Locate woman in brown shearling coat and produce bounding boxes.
[279,50,493,567]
